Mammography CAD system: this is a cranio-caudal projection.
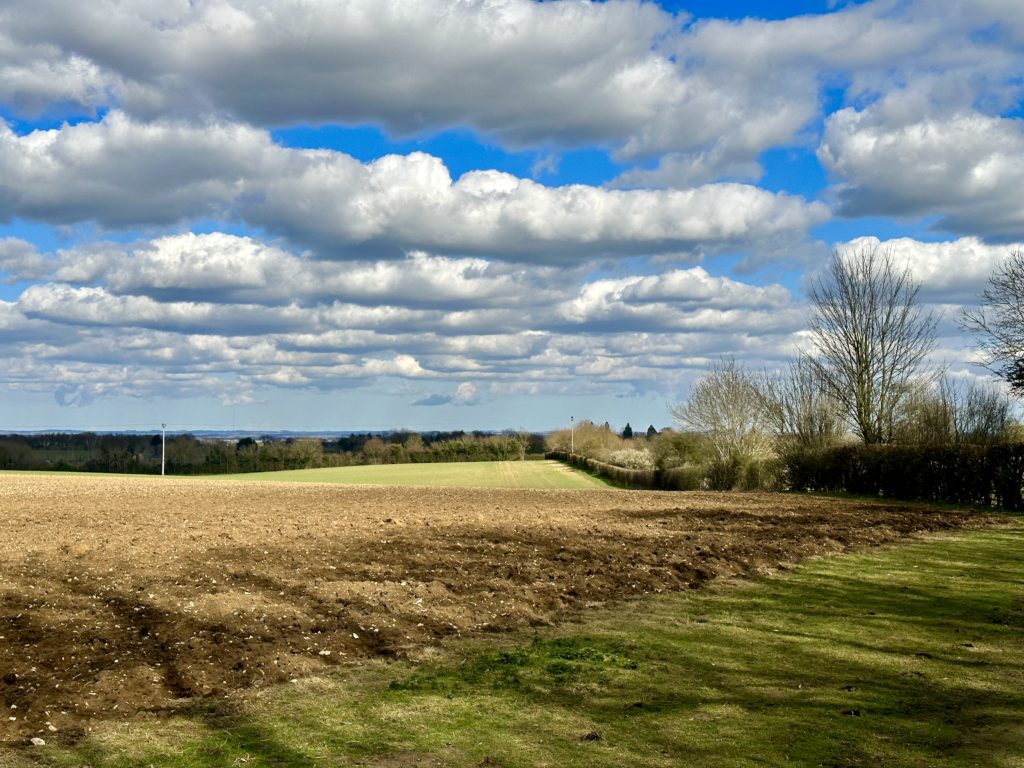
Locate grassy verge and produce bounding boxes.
[215,460,610,489]
[7,521,1022,767]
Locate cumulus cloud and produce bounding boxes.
[17,284,313,335]
[820,105,1024,238]
[835,235,1024,303]
[0,237,44,281]
[5,0,1021,416]
[14,232,806,341]
[0,113,828,259]
[248,151,829,259]
[0,113,269,226]
[414,382,480,407]
[555,268,799,333]
[2,0,1019,185]
[0,229,815,406]
[0,0,676,141]
[615,0,1020,184]
[12,233,570,310]
[0,28,112,116]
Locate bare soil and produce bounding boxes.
[0,473,1004,743]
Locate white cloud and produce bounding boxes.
[0,230,819,406]
[0,0,677,142]
[249,150,829,258]
[555,268,798,332]
[820,105,1024,238]
[1,0,1018,186]
[16,283,312,334]
[0,112,269,226]
[8,233,576,310]
[0,27,112,116]
[619,0,1024,184]
[0,237,44,280]
[6,0,1022,417]
[615,0,974,184]
[0,113,828,260]
[837,235,1023,302]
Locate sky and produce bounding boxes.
[0,0,1023,434]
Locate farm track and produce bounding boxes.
[0,473,1004,744]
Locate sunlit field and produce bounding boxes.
[216,459,609,489]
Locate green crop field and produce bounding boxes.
[217,459,609,489]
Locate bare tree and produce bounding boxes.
[894,376,1014,446]
[761,354,845,450]
[893,378,955,446]
[961,249,1024,394]
[950,380,1014,445]
[544,419,620,458]
[808,246,938,444]
[670,358,774,463]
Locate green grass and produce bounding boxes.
[215,460,609,489]
[8,521,1023,767]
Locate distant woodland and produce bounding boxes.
[0,431,547,475]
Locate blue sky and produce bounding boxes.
[0,0,1022,433]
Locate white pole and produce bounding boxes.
[570,416,574,455]
[161,423,166,476]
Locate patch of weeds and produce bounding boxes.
[388,636,639,696]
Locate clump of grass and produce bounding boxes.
[10,523,1023,767]
[387,636,640,697]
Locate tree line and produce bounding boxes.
[0,431,546,475]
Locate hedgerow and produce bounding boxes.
[783,442,1024,510]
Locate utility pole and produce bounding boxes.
[161,423,166,476]
[570,416,574,455]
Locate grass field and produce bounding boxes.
[217,459,609,489]
[8,517,1021,767]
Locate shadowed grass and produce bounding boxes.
[7,521,1022,767]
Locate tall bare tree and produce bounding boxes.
[961,249,1024,394]
[808,246,938,444]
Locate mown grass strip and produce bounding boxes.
[10,521,1022,767]
[215,459,610,489]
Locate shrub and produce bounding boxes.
[607,448,655,470]
[661,464,706,490]
[547,446,780,493]
[706,455,742,491]
[545,420,622,457]
[651,430,708,470]
[670,358,774,463]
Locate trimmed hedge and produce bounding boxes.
[546,451,706,490]
[784,443,1024,510]
[551,443,1024,508]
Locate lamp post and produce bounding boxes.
[161,423,166,476]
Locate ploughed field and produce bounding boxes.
[0,473,1000,743]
